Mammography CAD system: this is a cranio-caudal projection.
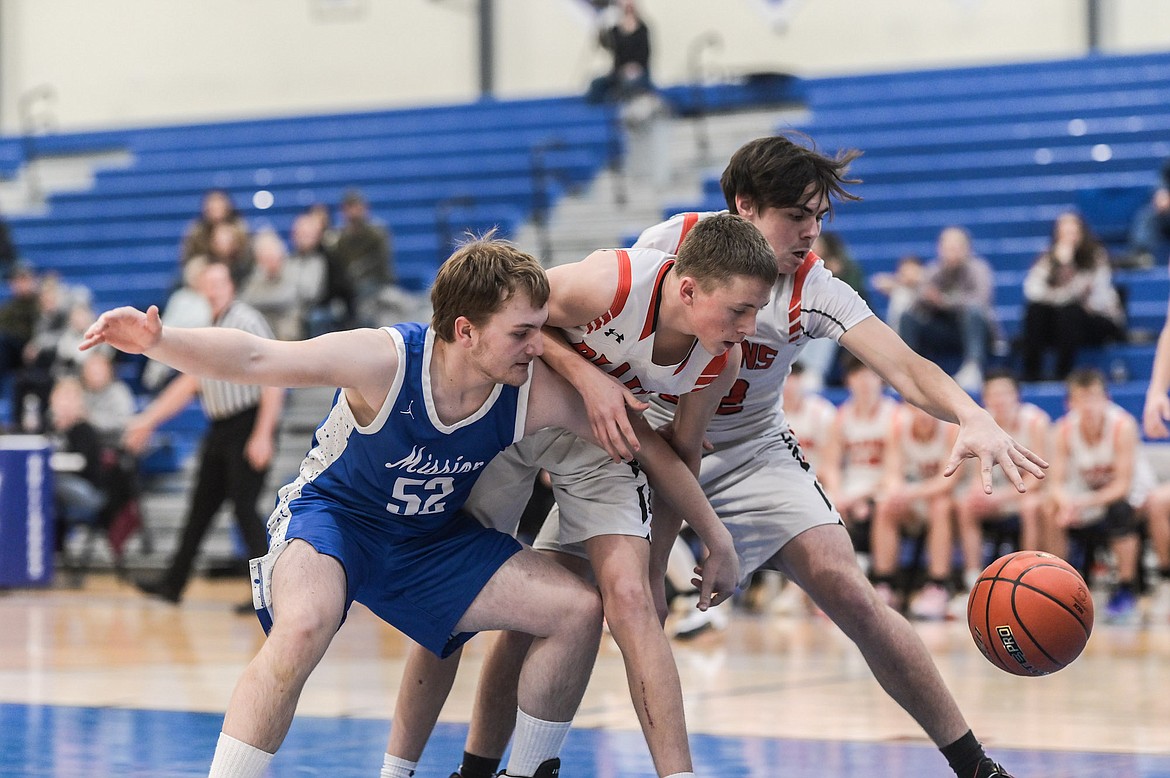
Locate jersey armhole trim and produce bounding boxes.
[350,326,407,435]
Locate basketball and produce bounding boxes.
[966,551,1094,676]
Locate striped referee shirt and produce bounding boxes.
[199,300,275,421]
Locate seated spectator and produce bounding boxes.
[955,370,1050,594]
[0,262,39,388]
[586,0,653,103]
[0,211,18,280]
[11,276,93,432]
[48,376,108,545]
[870,402,958,619]
[203,221,254,288]
[181,189,249,266]
[898,226,995,392]
[799,232,866,390]
[240,229,303,341]
[80,350,137,448]
[1019,211,1124,382]
[1046,368,1153,625]
[871,254,924,335]
[1126,157,1170,267]
[334,189,395,327]
[286,215,332,336]
[142,258,212,390]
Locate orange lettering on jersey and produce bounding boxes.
[741,340,778,370]
[572,341,612,367]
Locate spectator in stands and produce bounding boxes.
[1126,157,1170,268]
[142,256,213,391]
[11,276,93,432]
[80,350,137,448]
[871,254,924,336]
[181,189,248,266]
[898,226,995,393]
[0,212,18,279]
[1047,368,1152,624]
[126,261,283,610]
[286,213,332,336]
[1019,211,1124,382]
[799,232,866,390]
[870,402,958,619]
[48,375,108,547]
[333,188,394,327]
[205,221,255,288]
[585,0,652,104]
[241,229,304,341]
[0,263,39,391]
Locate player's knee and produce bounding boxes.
[598,574,655,631]
[557,585,603,638]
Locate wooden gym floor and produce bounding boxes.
[2,573,1170,777]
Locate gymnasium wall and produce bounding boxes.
[2,0,1170,133]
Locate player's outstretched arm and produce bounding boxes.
[1144,304,1170,438]
[840,316,1047,494]
[81,305,396,396]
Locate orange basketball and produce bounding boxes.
[966,550,1094,676]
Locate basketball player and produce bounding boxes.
[871,401,960,620]
[778,360,837,472]
[79,238,735,778]
[386,213,777,778]
[1048,368,1153,625]
[580,135,1039,778]
[818,356,898,561]
[956,370,1050,595]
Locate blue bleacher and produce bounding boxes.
[0,94,623,471]
[670,50,1170,429]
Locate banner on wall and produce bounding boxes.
[744,0,807,32]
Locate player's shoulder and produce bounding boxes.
[634,210,725,252]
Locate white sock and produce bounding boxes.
[505,708,571,776]
[207,732,274,778]
[380,753,418,778]
[663,773,696,778]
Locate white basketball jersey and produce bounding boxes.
[1058,402,1152,508]
[892,406,952,484]
[782,392,837,471]
[836,396,898,501]
[561,247,730,398]
[636,211,874,447]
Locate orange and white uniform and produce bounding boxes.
[637,212,876,580]
[1056,402,1155,523]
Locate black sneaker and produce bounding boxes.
[974,758,1014,778]
[497,757,560,777]
[135,576,181,604]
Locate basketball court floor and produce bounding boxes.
[3,574,1169,777]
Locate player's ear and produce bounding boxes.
[452,315,475,347]
[677,276,697,307]
[735,193,757,217]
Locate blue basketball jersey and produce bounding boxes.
[269,322,531,541]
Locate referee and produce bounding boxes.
[125,261,284,608]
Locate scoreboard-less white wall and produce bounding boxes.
[2,0,1168,132]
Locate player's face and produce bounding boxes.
[1066,384,1108,421]
[736,184,829,275]
[981,377,1020,422]
[685,275,771,355]
[470,293,547,386]
[844,366,883,402]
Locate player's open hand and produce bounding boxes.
[691,537,739,611]
[942,408,1047,494]
[577,367,650,462]
[80,305,163,356]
